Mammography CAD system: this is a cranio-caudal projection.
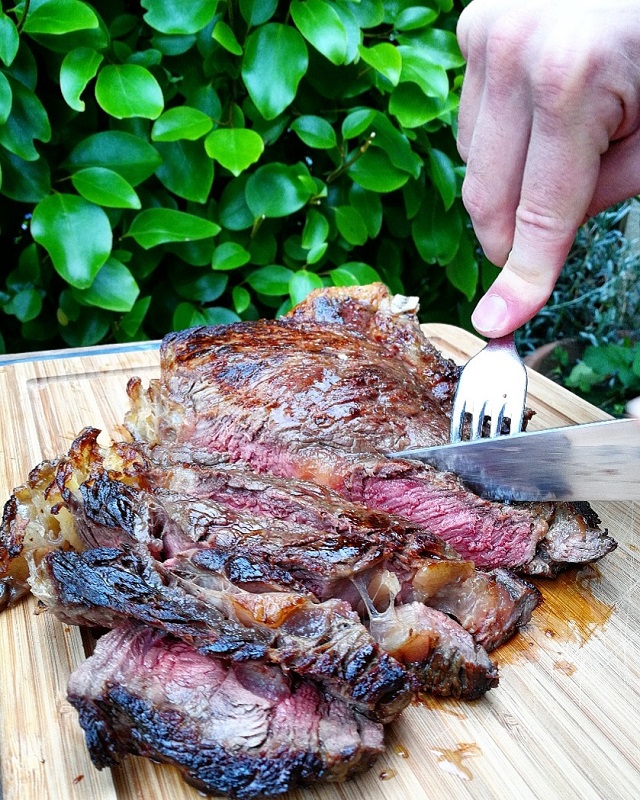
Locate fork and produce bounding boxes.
[449,332,528,442]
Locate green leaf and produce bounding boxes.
[7,41,37,89]
[14,243,40,286]
[152,107,213,141]
[95,64,164,120]
[411,193,462,265]
[6,288,42,322]
[566,362,599,393]
[127,208,220,248]
[341,108,376,140]
[357,43,401,86]
[398,28,465,70]
[151,33,196,56]
[247,265,294,295]
[171,269,227,302]
[74,257,139,312]
[118,296,151,338]
[60,306,111,347]
[349,184,383,238]
[31,194,112,289]
[0,14,19,67]
[329,262,380,286]
[219,174,254,231]
[232,285,251,314]
[242,23,308,120]
[191,306,241,326]
[445,235,478,301]
[155,140,214,203]
[71,167,141,209]
[0,72,12,125]
[346,0,384,27]
[349,147,410,193]
[290,0,348,66]
[246,163,314,218]
[389,83,444,128]
[240,0,278,26]
[127,49,163,69]
[60,47,103,112]
[22,0,99,35]
[301,209,330,249]
[0,76,51,161]
[213,20,243,55]
[204,128,264,176]
[289,269,323,306]
[398,45,449,100]
[370,113,422,177]
[0,150,50,202]
[395,6,439,31]
[335,206,368,246]
[429,148,457,211]
[212,241,251,271]
[202,306,241,325]
[141,0,219,35]
[66,131,162,186]
[290,115,337,150]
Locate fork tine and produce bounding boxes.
[448,332,527,443]
[450,396,466,443]
[488,403,506,438]
[470,403,487,440]
[503,397,526,433]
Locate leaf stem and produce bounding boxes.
[16,0,31,33]
[326,132,376,184]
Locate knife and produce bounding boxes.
[386,418,640,501]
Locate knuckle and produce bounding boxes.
[461,176,492,224]
[485,19,528,72]
[530,40,598,115]
[514,202,571,243]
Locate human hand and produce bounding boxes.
[456,0,640,337]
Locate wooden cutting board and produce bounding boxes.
[1,324,638,800]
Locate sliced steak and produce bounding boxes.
[68,623,385,798]
[125,284,615,572]
[68,435,543,651]
[32,546,411,722]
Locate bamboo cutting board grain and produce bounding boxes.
[1,325,639,800]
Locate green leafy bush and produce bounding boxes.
[0,0,477,354]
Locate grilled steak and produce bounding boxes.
[33,545,411,722]
[125,284,615,574]
[9,426,537,661]
[68,622,385,798]
[0,283,619,799]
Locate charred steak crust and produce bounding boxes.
[68,623,385,799]
[35,546,412,723]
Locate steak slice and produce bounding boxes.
[68,622,384,799]
[124,283,615,573]
[4,427,538,659]
[9,431,505,698]
[32,546,412,722]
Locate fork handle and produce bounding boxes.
[484,332,516,351]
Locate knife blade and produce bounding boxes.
[386,418,640,501]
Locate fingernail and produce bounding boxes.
[471,294,509,335]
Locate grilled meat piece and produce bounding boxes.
[125,283,615,573]
[68,623,385,799]
[32,546,412,722]
[17,428,539,655]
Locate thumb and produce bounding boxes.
[471,252,567,337]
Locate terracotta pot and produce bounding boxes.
[523,338,586,377]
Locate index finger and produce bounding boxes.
[472,80,619,336]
